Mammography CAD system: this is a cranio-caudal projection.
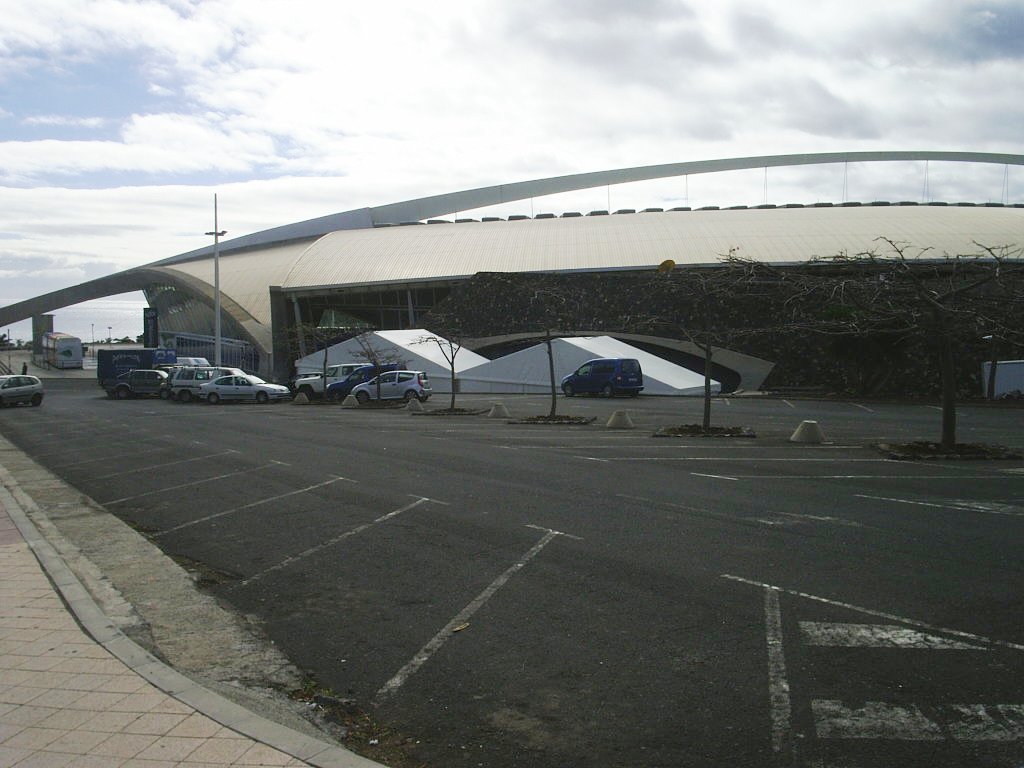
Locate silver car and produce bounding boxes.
[350,370,431,403]
[0,374,44,407]
[199,374,291,404]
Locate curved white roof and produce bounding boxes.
[179,205,1023,325]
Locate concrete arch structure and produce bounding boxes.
[2,151,1021,379]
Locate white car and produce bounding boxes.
[0,374,44,407]
[199,374,291,404]
[350,370,431,403]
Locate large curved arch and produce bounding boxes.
[159,151,1024,264]
[0,268,268,355]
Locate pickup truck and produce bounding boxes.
[106,369,169,399]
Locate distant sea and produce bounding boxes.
[3,295,148,345]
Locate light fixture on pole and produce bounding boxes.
[205,194,227,367]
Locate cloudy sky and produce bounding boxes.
[1,0,1022,320]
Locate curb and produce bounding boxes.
[0,452,383,768]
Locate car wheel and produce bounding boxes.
[404,389,418,401]
[159,389,170,400]
[30,394,42,407]
[207,392,220,405]
[255,391,269,404]
[299,386,315,400]
[178,390,192,403]
[602,384,614,398]
[563,384,575,397]
[115,387,130,400]
[355,391,370,404]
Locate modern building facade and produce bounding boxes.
[1,152,1021,383]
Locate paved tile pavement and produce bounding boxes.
[0,469,380,767]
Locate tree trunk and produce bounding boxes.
[449,366,456,410]
[937,332,957,450]
[546,329,557,418]
[986,337,998,400]
[703,335,713,433]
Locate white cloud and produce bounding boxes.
[0,0,1020,308]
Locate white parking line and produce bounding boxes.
[847,402,875,413]
[103,462,286,504]
[51,445,167,468]
[691,472,739,481]
[92,449,241,479]
[154,475,357,537]
[855,494,1024,517]
[374,526,566,707]
[781,400,795,408]
[233,496,434,589]
[764,587,793,757]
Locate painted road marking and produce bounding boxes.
[692,472,739,481]
[856,494,1024,517]
[782,399,795,408]
[729,575,1024,759]
[800,622,987,649]
[757,512,861,528]
[232,496,434,589]
[103,461,286,504]
[812,701,1024,741]
[51,445,167,468]
[765,587,793,756]
[374,525,568,706]
[721,574,1024,652]
[92,449,242,479]
[847,402,875,413]
[812,700,942,740]
[153,475,357,537]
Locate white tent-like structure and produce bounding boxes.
[457,336,720,395]
[294,329,490,393]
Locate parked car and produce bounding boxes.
[350,370,431,403]
[0,374,44,407]
[166,366,246,402]
[199,374,291,404]
[291,363,374,399]
[325,364,401,402]
[561,358,643,397]
[107,369,168,399]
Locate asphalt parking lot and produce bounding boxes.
[2,380,1024,767]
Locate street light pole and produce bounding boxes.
[205,194,227,367]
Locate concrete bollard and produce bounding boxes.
[606,410,635,429]
[790,420,825,443]
[341,395,357,407]
[406,398,424,412]
[488,402,511,418]
[292,392,310,405]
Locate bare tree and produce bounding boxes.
[414,331,462,410]
[641,252,774,433]
[773,239,1023,450]
[350,331,406,400]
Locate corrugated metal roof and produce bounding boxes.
[283,206,1024,289]
[155,206,1024,325]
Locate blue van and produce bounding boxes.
[561,358,644,397]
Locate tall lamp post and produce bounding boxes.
[205,194,227,367]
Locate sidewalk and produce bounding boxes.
[0,468,380,767]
